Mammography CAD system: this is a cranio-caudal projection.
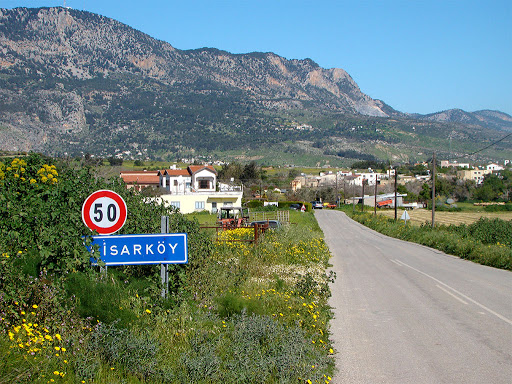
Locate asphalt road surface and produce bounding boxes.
[315,210,512,384]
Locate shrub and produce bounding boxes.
[484,203,512,212]
[246,200,264,208]
[215,292,263,318]
[349,212,512,270]
[64,272,138,327]
[82,322,173,382]
[181,313,332,383]
[467,218,512,247]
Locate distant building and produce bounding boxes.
[120,165,243,214]
[156,165,242,214]
[120,170,160,191]
[346,193,408,208]
[457,169,492,185]
[440,160,470,168]
[486,163,504,172]
[158,165,217,194]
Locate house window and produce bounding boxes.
[174,180,178,186]
[195,201,205,210]
[170,201,180,209]
[199,179,209,189]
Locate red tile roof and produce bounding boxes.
[120,171,160,185]
[162,169,191,176]
[188,165,217,175]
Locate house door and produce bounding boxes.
[211,202,217,214]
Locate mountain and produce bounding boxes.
[0,7,510,164]
[416,109,512,132]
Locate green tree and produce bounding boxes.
[472,174,505,201]
[108,157,123,166]
[218,162,243,181]
[241,161,260,181]
[453,179,475,202]
[419,182,431,202]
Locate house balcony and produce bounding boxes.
[163,184,243,196]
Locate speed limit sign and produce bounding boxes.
[82,190,127,235]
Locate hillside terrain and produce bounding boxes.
[0,7,511,165]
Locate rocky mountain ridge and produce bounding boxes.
[0,7,510,162]
[0,7,388,115]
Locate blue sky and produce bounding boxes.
[3,0,512,115]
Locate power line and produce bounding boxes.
[450,132,512,161]
[464,133,512,157]
[424,132,512,164]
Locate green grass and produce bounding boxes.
[1,211,336,383]
[347,210,512,270]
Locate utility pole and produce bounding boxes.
[336,171,339,207]
[374,175,378,215]
[343,180,346,200]
[161,216,169,298]
[361,178,365,212]
[352,179,356,213]
[394,169,398,221]
[432,151,436,228]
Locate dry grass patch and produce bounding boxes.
[379,209,512,226]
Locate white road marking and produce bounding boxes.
[389,259,403,266]
[436,284,468,305]
[393,259,512,326]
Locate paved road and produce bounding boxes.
[315,210,512,384]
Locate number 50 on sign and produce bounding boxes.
[82,190,127,235]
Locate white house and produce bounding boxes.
[440,160,470,168]
[487,163,504,172]
[345,172,382,186]
[155,165,242,214]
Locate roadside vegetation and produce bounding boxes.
[378,206,512,226]
[343,206,512,270]
[0,154,335,383]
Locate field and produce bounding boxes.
[378,209,512,226]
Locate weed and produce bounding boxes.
[181,312,332,383]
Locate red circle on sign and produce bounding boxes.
[82,190,127,235]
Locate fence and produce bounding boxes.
[248,210,289,223]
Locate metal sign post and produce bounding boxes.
[83,192,187,299]
[161,216,169,298]
[400,210,410,225]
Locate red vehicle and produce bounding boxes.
[217,207,247,230]
[377,199,393,208]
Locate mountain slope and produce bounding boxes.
[0,7,388,115]
[417,109,512,132]
[0,6,510,164]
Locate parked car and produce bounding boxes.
[311,201,323,209]
[249,220,281,229]
[289,203,302,210]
